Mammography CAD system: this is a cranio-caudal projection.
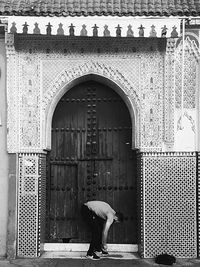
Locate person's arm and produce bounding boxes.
[101,217,113,251]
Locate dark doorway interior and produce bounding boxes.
[46,80,137,244]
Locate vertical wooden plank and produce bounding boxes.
[55,164,59,238]
[49,164,57,241]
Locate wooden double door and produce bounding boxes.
[46,81,137,244]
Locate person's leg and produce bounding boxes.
[86,216,101,260]
[94,218,109,256]
[81,204,100,259]
[94,217,104,252]
[87,215,100,255]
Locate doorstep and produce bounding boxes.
[43,243,138,252]
[42,243,139,259]
[41,251,140,260]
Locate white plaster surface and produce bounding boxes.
[174,110,196,151]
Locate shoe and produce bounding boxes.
[94,251,102,257]
[101,250,109,256]
[86,253,100,260]
[95,250,109,257]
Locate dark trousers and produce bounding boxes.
[81,204,104,255]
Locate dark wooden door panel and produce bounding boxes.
[46,81,137,243]
[48,163,78,241]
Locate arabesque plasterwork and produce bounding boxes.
[43,60,142,150]
[174,37,200,151]
[5,33,200,153]
[163,38,176,149]
[41,52,165,152]
[19,54,41,149]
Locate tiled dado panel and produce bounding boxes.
[198,152,200,257]
[17,153,46,258]
[140,152,197,258]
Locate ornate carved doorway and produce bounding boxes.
[46,80,137,244]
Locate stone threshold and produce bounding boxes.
[41,251,139,260]
[42,243,139,259]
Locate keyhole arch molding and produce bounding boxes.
[43,61,141,151]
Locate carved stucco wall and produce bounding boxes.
[6,34,200,154]
[6,35,167,153]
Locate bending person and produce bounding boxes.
[81,200,124,260]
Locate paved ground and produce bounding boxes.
[0,257,200,267]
